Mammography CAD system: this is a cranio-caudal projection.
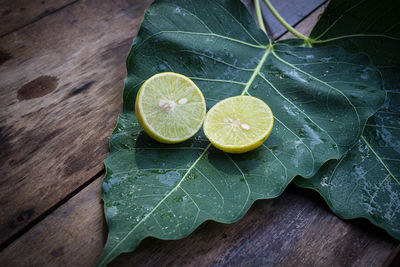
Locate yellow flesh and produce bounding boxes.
[204,96,273,153]
[136,73,206,143]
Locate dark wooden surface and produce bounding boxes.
[242,0,326,39]
[0,0,77,37]
[0,0,398,266]
[0,0,151,246]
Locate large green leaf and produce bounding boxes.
[295,0,400,240]
[97,0,385,265]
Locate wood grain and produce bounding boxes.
[0,179,398,266]
[0,0,152,245]
[111,186,399,267]
[0,179,105,267]
[0,0,77,37]
[241,0,326,39]
[280,1,329,40]
[0,0,398,266]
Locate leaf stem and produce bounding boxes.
[262,0,311,45]
[254,0,267,33]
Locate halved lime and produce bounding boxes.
[203,96,274,153]
[135,72,206,144]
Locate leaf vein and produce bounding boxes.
[194,167,225,208]
[361,135,400,185]
[257,73,337,157]
[273,116,315,176]
[213,0,264,46]
[272,50,361,145]
[224,152,250,215]
[134,31,266,53]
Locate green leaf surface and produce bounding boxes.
[295,0,400,240]
[97,0,386,265]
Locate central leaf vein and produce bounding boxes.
[101,44,273,263]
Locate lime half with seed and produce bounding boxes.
[203,95,274,153]
[135,72,206,144]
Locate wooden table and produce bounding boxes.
[0,0,399,266]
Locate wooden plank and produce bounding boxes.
[0,179,104,267]
[0,0,153,245]
[0,0,77,37]
[386,247,400,267]
[280,2,330,40]
[0,1,398,267]
[0,179,398,266]
[241,0,326,39]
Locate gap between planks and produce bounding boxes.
[383,244,400,267]
[0,0,81,39]
[0,169,105,252]
[277,0,329,40]
[5,2,399,266]
[0,0,151,248]
[0,0,327,253]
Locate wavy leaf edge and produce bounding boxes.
[96,0,390,265]
[294,0,400,241]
